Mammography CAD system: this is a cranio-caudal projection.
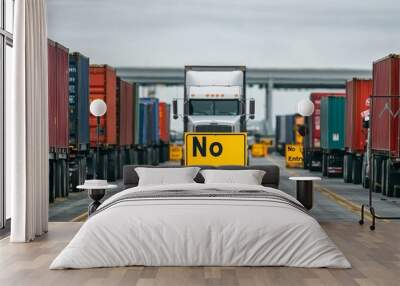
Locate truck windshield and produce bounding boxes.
[189,99,239,116]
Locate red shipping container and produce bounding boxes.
[48,39,69,150]
[117,78,133,146]
[159,102,170,144]
[371,55,400,156]
[309,92,345,148]
[345,79,372,153]
[89,65,117,146]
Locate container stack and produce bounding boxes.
[303,93,345,171]
[139,98,160,165]
[320,96,345,177]
[68,52,90,192]
[46,40,172,202]
[88,65,118,181]
[343,79,372,184]
[48,39,70,203]
[116,78,134,179]
[159,102,171,163]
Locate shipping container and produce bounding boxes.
[68,52,90,193]
[48,39,70,202]
[369,55,400,197]
[371,55,400,156]
[89,65,117,146]
[321,96,345,150]
[303,92,345,171]
[132,84,140,146]
[48,39,69,150]
[320,96,345,177]
[141,98,160,145]
[116,77,134,146]
[343,79,372,184]
[159,102,171,144]
[139,101,149,146]
[345,79,372,153]
[69,52,90,150]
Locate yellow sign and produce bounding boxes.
[260,138,273,147]
[169,144,183,161]
[285,144,303,168]
[251,143,267,157]
[185,132,247,166]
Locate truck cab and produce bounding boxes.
[173,66,254,132]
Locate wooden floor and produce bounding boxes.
[0,222,399,286]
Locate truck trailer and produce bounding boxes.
[173,66,255,165]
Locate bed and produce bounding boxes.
[50,165,350,269]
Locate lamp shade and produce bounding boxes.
[90,99,107,117]
[297,99,315,116]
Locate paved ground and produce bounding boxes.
[252,154,400,222]
[49,154,400,224]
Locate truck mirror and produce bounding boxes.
[173,99,178,119]
[249,99,255,120]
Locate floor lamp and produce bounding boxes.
[89,99,107,179]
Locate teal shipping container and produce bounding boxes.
[320,97,345,150]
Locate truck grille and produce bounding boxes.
[195,125,233,132]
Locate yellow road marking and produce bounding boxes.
[70,212,88,222]
[266,156,375,222]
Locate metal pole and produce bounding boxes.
[96,116,100,179]
[265,79,274,135]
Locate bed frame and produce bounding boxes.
[122,165,280,189]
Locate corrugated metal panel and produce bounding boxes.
[159,102,170,144]
[139,102,148,146]
[125,82,134,145]
[48,40,57,149]
[89,65,117,146]
[371,55,400,157]
[132,84,140,145]
[285,115,295,144]
[275,115,281,146]
[141,98,160,145]
[48,39,69,150]
[308,92,345,149]
[69,52,90,149]
[320,97,345,150]
[278,115,287,143]
[116,78,134,146]
[345,79,372,153]
[56,43,70,149]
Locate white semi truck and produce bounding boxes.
[173,66,255,133]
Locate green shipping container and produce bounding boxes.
[320,97,345,150]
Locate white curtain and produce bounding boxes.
[7,0,49,242]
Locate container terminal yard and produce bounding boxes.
[2,1,400,286]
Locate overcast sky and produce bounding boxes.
[47,0,400,69]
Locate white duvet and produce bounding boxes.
[50,183,351,269]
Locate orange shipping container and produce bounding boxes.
[89,65,117,146]
[159,102,170,144]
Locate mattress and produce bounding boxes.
[50,183,350,269]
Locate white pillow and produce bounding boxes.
[200,169,266,185]
[135,167,200,186]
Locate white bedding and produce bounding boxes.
[50,183,351,269]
